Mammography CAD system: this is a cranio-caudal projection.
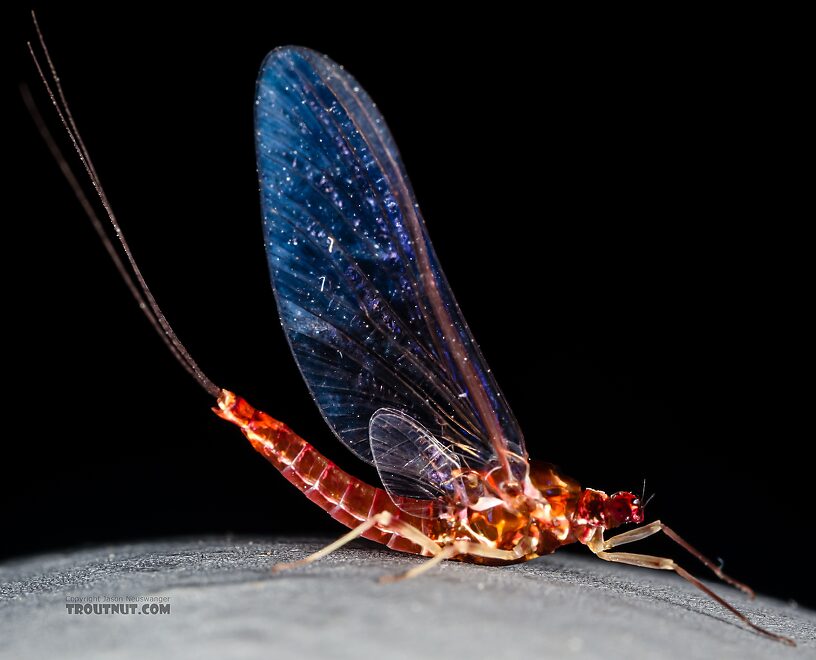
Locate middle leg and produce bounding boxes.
[379,540,525,583]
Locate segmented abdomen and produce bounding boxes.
[214,390,438,555]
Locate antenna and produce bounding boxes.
[25,12,221,399]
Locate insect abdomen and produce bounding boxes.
[214,390,433,554]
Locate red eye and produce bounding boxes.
[502,482,521,497]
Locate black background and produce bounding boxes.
[7,5,810,608]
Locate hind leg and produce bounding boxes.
[270,511,440,572]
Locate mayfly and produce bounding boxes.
[26,15,793,646]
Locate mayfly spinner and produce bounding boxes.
[26,15,794,646]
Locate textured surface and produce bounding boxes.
[1,537,812,660]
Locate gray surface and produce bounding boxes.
[0,537,812,660]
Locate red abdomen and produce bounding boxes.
[214,390,438,555]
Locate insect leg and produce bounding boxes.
[589,542,795,645]
[604,520,754,597]
[270,511,440,573]
[379,541,524,584]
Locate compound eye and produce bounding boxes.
[502,481,521,497]
[632,498,641,506]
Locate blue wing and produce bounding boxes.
[254,47,526,497]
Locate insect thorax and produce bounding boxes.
[442,460,585,560]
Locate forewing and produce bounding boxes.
[255,47,526,490]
